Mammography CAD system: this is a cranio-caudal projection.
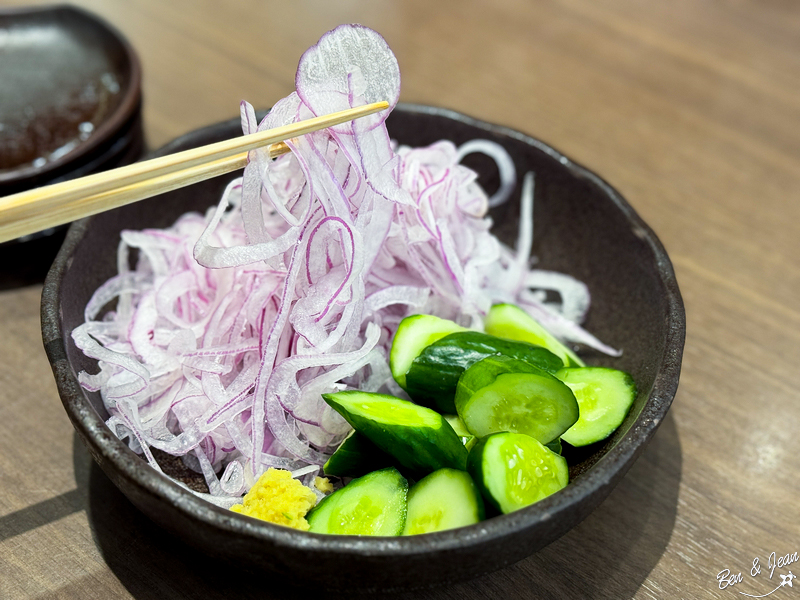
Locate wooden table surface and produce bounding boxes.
[1,1,799,598]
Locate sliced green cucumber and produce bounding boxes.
[455,355,579,445]
[322,391,468,474]
[454,354,545,410]
[443,414,477,451]
[485,303,585,367]
[467,432,568,514]
[556,367,637,447]
[402,468,484,535]
[307,467,408,535]
[545,438,563,455]
[390,314,466,389]
[404,331,563,413]
[323,430,394,478]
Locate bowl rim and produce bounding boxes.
[41,103,685,558]
[0,4,142,185]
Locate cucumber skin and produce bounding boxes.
[323,431,395,478]
[467,437,501,514]
[389,315,466,388]
[307,467,408,536]
[545,438,563,455]
[443,414,478,451]
[404,331,564,413]
[322,391,468,475]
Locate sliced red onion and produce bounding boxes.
[248,94,305,229]
[513,172,535,291]
[525,269,591,324]
[194,446,224,496]
[456,139,517,208]
[364,285,429,314]
[183,487,242,509]
[74,24,619,503]
[518,292,622,356]
[240,101,257,136]
[291,464,320,479]
[194,179,300,268]
[84,272,150,322]
[296,24,399,127]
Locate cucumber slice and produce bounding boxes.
[307,467,408,535]
[545,437,563,455]
[556,367,637,447]
[323,430,394,478]
[467,432,568,514]
[454,355,544,410]
[404,331,563,413]
[390,315,466,389]
[402,468,484,535]
[322,391,468,474]
[455,356,579,445]
[485,303,585,367]
[443,414,477,451]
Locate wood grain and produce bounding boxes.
[1,0,799,598]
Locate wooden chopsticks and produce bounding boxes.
[0,101,389,244]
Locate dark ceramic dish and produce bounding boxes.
[41,105,685,592]
[0,5,143,283]
[0,5,142,190]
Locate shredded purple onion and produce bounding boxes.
[72,24,618,500]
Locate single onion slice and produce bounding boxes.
[456,139,517,208]
[296,24,400,128]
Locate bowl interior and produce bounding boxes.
[43,104,684,590]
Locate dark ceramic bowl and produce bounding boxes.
[41,104,685,592]
[0,5,143,284]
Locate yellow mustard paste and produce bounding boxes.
[230,468,317,530]
[314,476,334,494]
